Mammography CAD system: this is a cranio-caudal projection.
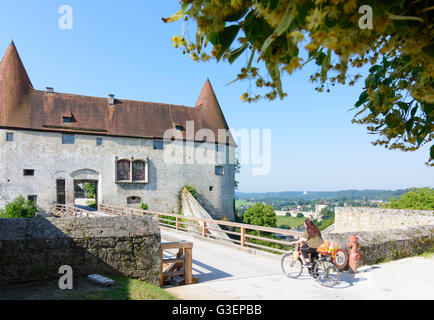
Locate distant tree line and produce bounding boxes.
[236,189,416,202]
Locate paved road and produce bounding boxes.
[162,229,434,300]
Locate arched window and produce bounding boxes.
[116,159,130,181]
[132,159,147,182]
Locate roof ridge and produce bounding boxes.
[32,89,197,110]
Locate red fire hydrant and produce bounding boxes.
[347,235,360,273]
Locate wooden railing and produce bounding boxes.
[160,241,195,287]
[99,203,302,255]
[51,204,98,218]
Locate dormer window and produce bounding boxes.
[63,116,72,124]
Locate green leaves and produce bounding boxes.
[355,91,368,108]
[384,188,434,210]
[228,43,248,64]
[165,0,433,165]
[260,1,296,55]
[243,203,277,228]
[0,195,37,218]
[242,11,273,49]
[265,61,282,96]
[162,2,190,23]
[208,25,241,60]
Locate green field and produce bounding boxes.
[276,216,307,229]
[235,199,252,208]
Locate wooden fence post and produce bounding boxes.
[202,221,207,237]
[184,246,193,285]
[241,227,245,247]
[160,247,164,287]
[176,217,180,230]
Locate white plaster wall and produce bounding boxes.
[0,129,235,220]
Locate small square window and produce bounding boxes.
[62,117,72,124]
[62,134,75,144]
[215,166,224,176]
[27,195,37,203]
[209,186,214,191]
[96,138,103,146]
[23,169,35,176]
[6,132,13,142]
[153,140,164,150]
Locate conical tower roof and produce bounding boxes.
[195,79,229,129]
[195,79,235,145]
[0,41,33,123]
[0,41,33,90]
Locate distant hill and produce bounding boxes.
[235,189,417,201]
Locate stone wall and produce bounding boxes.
[324,225,434,266]
[334,207,434,233]
[0,216,161,286]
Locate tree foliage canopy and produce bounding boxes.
[164,0,434,165]
[0,195,38,218]
[243,203,277,227]
[384,187,434,210]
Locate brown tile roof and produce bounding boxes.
[0,42,235,146]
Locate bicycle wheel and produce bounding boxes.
[313,260,340,287]
[281,251,303,279]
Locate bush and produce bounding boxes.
[296,213,304,218]
[0,195,38,218]
[140,202,148,210]
[83,182,96,198]
[184,185,197,199]
[243,203,276,228]
[384,188,434,210]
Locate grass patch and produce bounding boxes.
[416,246,434,259]
[418,251,434,258]
[72,276,177,300]
[86,200,97,209]
[235,199,251,208]
[0,275,177,300]
[276,216,306,228]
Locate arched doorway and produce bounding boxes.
[70,169,100,211]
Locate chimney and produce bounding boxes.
[108,94,115,105]
[46,87,54,94]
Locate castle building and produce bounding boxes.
[0,41,236,220]
[314,199,328,220]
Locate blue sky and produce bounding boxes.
[0,1,432,192]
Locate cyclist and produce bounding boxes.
[290,219,324,267]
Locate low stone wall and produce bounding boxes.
[325,224,434,266]
[334,207,434,233]
[0,216,161,286]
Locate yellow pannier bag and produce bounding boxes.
[317,241,338,258]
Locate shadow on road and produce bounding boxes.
[162,251,233,283]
